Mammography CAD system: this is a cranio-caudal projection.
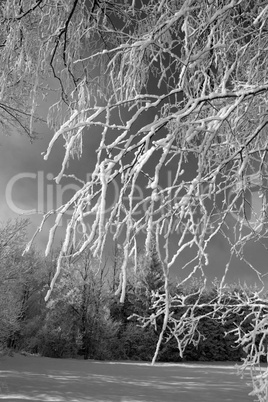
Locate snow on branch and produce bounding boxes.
[12,1,268,398]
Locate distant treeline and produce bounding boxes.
[1,219,264,363]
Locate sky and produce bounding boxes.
[0,70,267,289]
[0,125,61,243]
[1,117,268,289]
[0,120,101,245]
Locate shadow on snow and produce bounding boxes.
[0,355,253,402]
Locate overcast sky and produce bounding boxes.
[1,116,268,287]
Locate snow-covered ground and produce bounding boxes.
[0,354,253,401]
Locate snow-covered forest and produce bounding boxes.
[0,219,262,364]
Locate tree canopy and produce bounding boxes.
[2,1,268,400]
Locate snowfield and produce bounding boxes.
[0,354,253,401]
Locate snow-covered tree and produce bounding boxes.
[0,219,29,349]
[4,0,268,399]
